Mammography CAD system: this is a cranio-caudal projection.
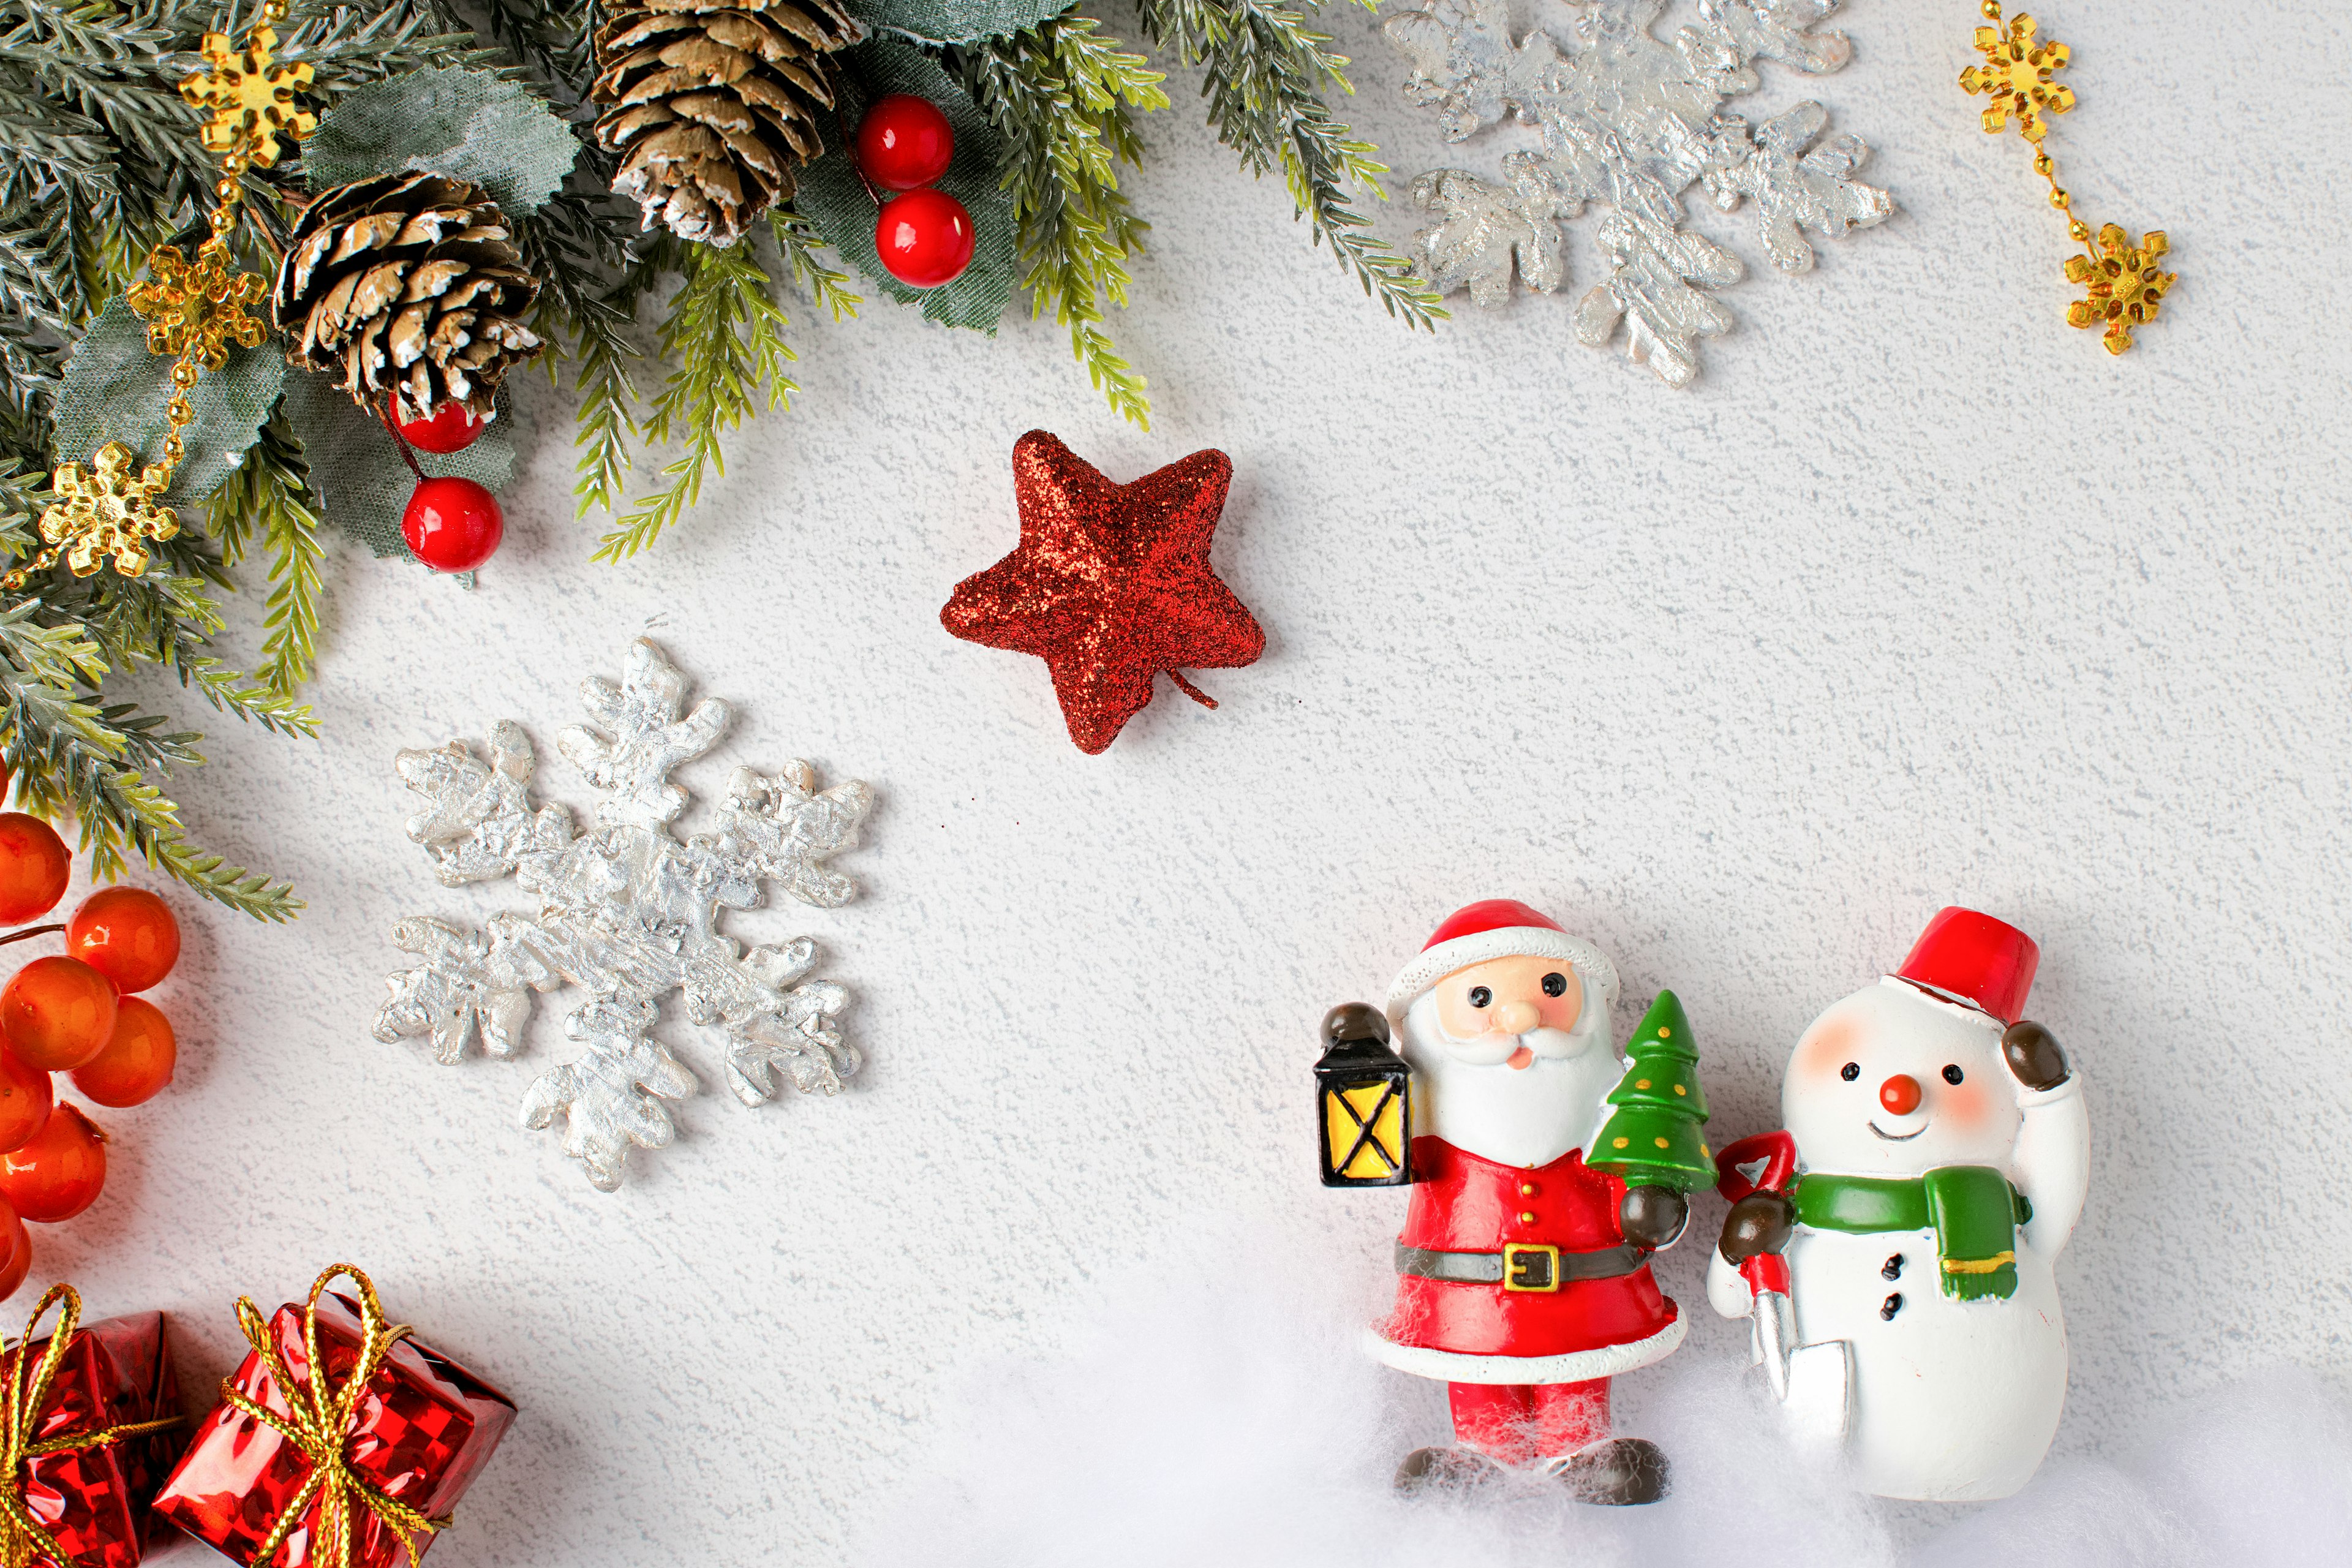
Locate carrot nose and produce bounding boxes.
[1879,1074,1922,1115]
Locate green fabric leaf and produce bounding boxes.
[303,66,579,216]
[846,0,1076,44]
[793,42,1015,333]
[50,297,284,505]
[281,372,515,560]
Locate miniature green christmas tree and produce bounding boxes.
[1590,990,1716,1192]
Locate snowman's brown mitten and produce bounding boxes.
[1718,1191,1795,1264]
[2001,1020,2071,1091]
[1619,1185,1688,1249]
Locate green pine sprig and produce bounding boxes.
[0,600,300,920]
[959,13,1167,428]
[222,417,327,700]
[1139,0,1444,326]
[591,238,809,563]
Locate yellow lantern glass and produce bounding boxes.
[1315,1003,1414,1188]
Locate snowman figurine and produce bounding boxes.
[1706,907,2089,1501]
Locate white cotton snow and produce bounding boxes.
[854,1227,2352,1568]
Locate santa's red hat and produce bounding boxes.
[1384,899,1619,1026]
[1894,906,2039,1024]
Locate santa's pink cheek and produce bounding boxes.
[1938,1083,1988,1128]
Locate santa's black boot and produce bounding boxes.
[1392,1446,1506,1496]
[1550,1438,1670,1506]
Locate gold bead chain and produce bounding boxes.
[1960,1,2176,356]
[5,0,311,590]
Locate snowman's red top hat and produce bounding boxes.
[1894,907,2039,1024]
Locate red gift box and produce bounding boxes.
[153,1266,513,1568]
[0,1285,182,1568]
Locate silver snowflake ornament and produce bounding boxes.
[374,638,876,1191]
[1385,0,1894,386]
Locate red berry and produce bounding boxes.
[856,94,954,192]
[0,1203,28,1301]
[396,402,488,454]
[0,1103,103,1222]
[70,997,173,1108]
[0,1048,50,1152]
[0,815,69,924]
[402,477,503,572]
[1,957,117,1071]
[874,188,974,289]
[66,886,179,993]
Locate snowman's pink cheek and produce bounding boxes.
[1939,1083,1988,1128]
[1796,1018,1857,1079]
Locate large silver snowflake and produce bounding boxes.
[373,638,875,1191]
[1385,0,1894,386]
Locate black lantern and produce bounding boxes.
[1314,1002,1414,1188]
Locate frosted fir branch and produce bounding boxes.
[1139,0,1444,327]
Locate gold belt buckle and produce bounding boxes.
[1501,1242,1561,1293]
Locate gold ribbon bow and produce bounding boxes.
[0,1284,182,1568]
[221,1265,448,1568]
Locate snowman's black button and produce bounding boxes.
[1882,1254,1904,1281]
[1880,1292,1903,1321]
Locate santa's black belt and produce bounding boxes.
[1394,1240,1649,1294]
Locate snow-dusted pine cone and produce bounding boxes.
[271,172,544,423]
[590,0,862,246]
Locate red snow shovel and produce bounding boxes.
[1717,1132,1850,1449]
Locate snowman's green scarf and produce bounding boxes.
[1792,1167,2034,1302]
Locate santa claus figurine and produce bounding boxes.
[1706,907,2090,1501]
[1324,900,1701,1503]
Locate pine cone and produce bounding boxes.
[591,0,862,246]
[271,172,544,423]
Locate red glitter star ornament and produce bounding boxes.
[942,431,1265,754]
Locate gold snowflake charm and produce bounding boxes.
[127,240,268,371]
[2065,226,2175,354]
[1962,11,2075,143]
[38,443,181,579]
[179,24,315,168]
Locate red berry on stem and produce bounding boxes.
[0,1202,28,1300]
[1,957,118,1071]
[0,1103,104,1221]
[66,886,179,993]
[402,477,503,572]
[70,997,173,1109]
[0,1049,50,1152]
[856,94,954,192]
[0,814,70,924]
[874,188,974,289]
[395,402,488,454]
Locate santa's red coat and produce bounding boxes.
[1373,1137,1684,1384]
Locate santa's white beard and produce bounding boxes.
[1400,993,1619,1169]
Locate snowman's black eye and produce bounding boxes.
[1468,986,1492,1008]
[1541,972,1567,997]
[1942,1064,1964,1085]
[1841,1062,1860,1081]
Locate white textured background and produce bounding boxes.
[51,1,2352,1562]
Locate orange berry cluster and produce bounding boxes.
[0,799,181,1298]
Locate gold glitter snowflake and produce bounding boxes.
[39,443,181,578]
[179,25,315,168]
[127,240,268,371]
[1961,13,2076,143]
[2065,226,2175,354]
